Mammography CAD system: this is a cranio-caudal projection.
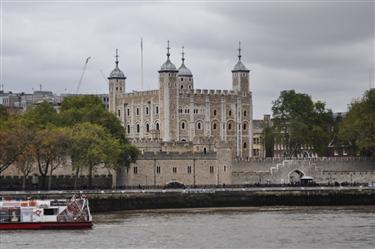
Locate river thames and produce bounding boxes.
[1,206,374,249]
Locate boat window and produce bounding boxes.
[44,208,58,216]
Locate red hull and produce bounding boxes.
[0,221,92,230]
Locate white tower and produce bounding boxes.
[108,49,126,114]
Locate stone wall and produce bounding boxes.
[118,147,232,187]
[0,174,112,190]
[232,157,375,184]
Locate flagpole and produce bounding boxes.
[141,37,144,91]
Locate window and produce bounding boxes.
[118,110,120,117]
[44,208,58,216]
[181,122,185,130]
[213,110,217,116]
[136,108,139,115]
[156,166,160,174]
[137,124,140,133]
[181,85,183,89]
[229,110,232,116]
[224,165,226,172]
[156,123,160,130]
[209,166,214,174]
[127,109,130,116]
[228,123,232,130]
[146,107,149,115]
[213,123,217,130]
[244,110,247,116]
[156,106,159,114]
[173,167,177,174]
[127,125,130,134]
[187,166,192,174]
[243,123,247,130]
[133,167,138,174]
[197,122,202,130]
[243,142,247,149]
[146,123,150,132]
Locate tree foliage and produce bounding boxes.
[272,90,333,157]
[339,89,375,156]
[69,122,121,188]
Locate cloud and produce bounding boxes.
[2,1,374,118]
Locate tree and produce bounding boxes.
[339,89,375,156]
[60,95,139,187]
[60,95,126,141]
[31,127,70,190]
[69,122,121,189]
[272,90,333,157]
[22,101,60,129]
[15,146,35,190]
[0,117,34,174]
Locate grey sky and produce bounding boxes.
[2,1,374,118]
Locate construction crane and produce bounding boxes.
[99,69,107,82]
[75,57,91,94]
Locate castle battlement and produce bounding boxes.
[123,89,159,98]
[193,89,236,96]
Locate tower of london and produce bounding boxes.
[108,41,253,160]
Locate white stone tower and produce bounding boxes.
[108,49,126,114]
[158,41,178,142]
[232,41,250,93]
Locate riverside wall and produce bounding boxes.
[232,158,375,184]
[2,188,375,213]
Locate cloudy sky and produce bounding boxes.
[1,1,374,118]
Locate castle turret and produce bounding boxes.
[177,46,194,90]
[159,41,178,142]
[232,42,250,93]
[108,49,126,114]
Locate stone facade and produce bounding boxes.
[108,44,253,159]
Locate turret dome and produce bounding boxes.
[159,41,178,73]
[177,46,192,77]
[232,41,250,72]
[108,49,126,79]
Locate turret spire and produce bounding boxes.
[166,40,170,59]
[238,41,242,61]
[115,48,119,67]
[181,46,185,64]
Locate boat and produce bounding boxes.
[0,194,92,230]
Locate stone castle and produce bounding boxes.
[108,42,253,160]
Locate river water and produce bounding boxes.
[1,206,374,249]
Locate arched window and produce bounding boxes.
[213,123,217,130]
[203,148,207,154]
[229,110,232,116]
[197,122,202,130]
[213,110,217,116]
[156,123,160,130]
[146,107,149,115]
[127,125,130,134]
[228,123,232,130]
[136,124,140,133]
[243,123,247,130]
[243,142,247,149]
[156,106,159,114]
[136,108,139,115]
[146,123,150,132]
[181,122,185,130]
[244,110,247,117]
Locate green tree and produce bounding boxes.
[60,95,125,141]
[69,122,121,189]
[31,127,70,190]
[0,117,34,174]
[22,101,60,129]
[272,90,333,157]
[339,89,375,156]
